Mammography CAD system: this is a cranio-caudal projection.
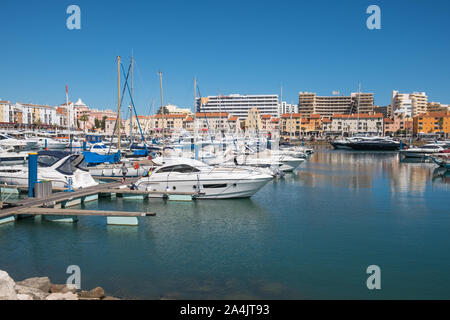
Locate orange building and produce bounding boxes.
[413,112,450,137]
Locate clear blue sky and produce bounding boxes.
[1,0,449,116]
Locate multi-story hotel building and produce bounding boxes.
[298,92,374,116]
[196,94,280,119]
[391,91,428,118]
[427,102,449,113]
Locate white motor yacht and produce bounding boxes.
[400,143,447,159]
[0,133,30,151]
[0,146,29,165]
[0,151,98,189]
[134,158,273,199]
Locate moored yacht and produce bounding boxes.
[345,136,400,151]
[400,143,447,159]
[134,158,273,199]
[0,151,98,189]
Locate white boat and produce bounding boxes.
[400,143,447,158]
[0,151,98,189]
[89,142,119,155]
[0,146,29,165]
[0,133,30,151]
[134,158,273,199]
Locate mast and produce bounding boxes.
[193,77,197,144]
[356,81,361,136]
[65,85,70,143]
[129,52,134,143]
[159,71,164,151]
[117,56,121,150]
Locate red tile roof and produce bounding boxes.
[281,113,302,118]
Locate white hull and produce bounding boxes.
[137,176,271,199]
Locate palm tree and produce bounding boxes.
[80,114,89,132]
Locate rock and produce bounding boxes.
[16,277,51,293]
[14,284,49,300]
[102,296,120,300]
[50,284,77,294]
[45,292,78,300]
[0,270,17,300]
[17,294,33,300]
[78,287,105,299]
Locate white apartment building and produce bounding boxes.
[0,100,15,123]
[279,101,298,115]
[196,94,280,119]
[391,90,428,118]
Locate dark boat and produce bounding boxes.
[346,137,400,151]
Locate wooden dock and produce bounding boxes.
[0,179,150,226]
[0,177,202,226]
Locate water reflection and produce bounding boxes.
[296,148,447,194]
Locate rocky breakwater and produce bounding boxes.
[0,270,120,300]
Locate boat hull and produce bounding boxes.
[136,176,272,199]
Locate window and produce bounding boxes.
[203,184,227,189]
[157,165,200,173]
[38,155,61,167]
[55,158,76,175]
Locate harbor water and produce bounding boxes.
[1,148,449,299]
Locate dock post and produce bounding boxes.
[195,143,199,160]
[28,153,38,198]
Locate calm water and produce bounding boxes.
[1,148,449,299]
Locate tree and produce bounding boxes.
[157,106,169,115]
[80,114,89,132]
[101,116,107,131]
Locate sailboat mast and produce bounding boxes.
[129,53,134,143]
[193,77,197,144]
[117,56,121,151]
[356,81,361,135]
[159,71,164,151]
[65,85,70,142]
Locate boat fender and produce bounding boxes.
[133,162,140,169]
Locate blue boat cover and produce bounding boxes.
[82,151,121,164]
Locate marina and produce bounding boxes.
[1,146,449,299]
[1,0,450,305]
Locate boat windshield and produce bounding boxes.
[55,155,79,175]
[38,155,62,167]
[157,164,201,174]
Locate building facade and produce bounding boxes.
[391,91,428,118]
[196,94,280,119]
[298,92,374,116]
[413,112,450,137]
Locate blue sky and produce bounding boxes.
[1,0,449,116]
